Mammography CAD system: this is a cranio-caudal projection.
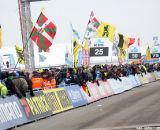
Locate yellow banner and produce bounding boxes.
[43,88,73,113]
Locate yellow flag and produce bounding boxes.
[97,22,116,43]
[118,47,127,58]
[146,46,151,60]
[73,39,81,68]
[15,45,25,64]
[118,34,129,50]
[83,40,89,51]
[123,36,129,50]
[0,25,2,49]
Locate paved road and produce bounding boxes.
[14,81,160,130]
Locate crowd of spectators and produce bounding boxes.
[0,63,160,98]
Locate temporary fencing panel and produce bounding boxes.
[99,81,114,97]
[134,74,142,86]
[150,72,156,81]
[0,96,28,130]
[80,87,95,103]
[64,85,88,107]
[108,79,124,94]
[145,73,156,82]
[153,71,160,80]
[128,75,138,87]
[44,88,73,112]
[121,77,133,91]
[20,91,53,120]
[86,82,102,101]
[42,89,65,114]
[156,71,160,77]
[138,74,149,84]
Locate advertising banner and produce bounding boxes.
[153,71,160,80]
[20,91,53,120]
[42,90,64,114]
[44,88,73,112]
[121,77,133,91]
[64,85,88,107]
[80,87,95,103]
[86,82,101,101]
[0,96,28,130]
[128,75,139,87]
[138,74,149,84]
[145,73,155,82]
[53,88,73,111]
[107,79,124,94]
[134,74,142,86]
[99,81,114,97]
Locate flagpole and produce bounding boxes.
[14,9,45,71]
[81,11,94,66]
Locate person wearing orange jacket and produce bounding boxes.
[42,71,56,90]
[31,71,43,90]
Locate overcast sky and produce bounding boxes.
[0,0,160,48]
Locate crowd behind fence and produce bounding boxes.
[0,63,160,98]
[0,63,160,130]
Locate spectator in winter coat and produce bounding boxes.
[0,82,7,98]
[11,72,28,97]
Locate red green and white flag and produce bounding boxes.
[85,11,100,38]
[31,12,56,51]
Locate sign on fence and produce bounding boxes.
[64,85,88,107]
[0,96,28,130]
[20,91,53,120]
[99,81,114,97]
[108,79,124,94]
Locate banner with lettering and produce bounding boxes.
[44,88,73,112]
[64,85,88,107]
[20,91,53,120]
[0,95,28,130]
[90,38,112,64]
[128,45,141,61]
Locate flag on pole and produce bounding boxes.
[73,39,81,68]
[77,49,83,67]
[85,11,100,38]
[137,37,140,46]
[15,45,25,64]
[146,46,151,60]
[128,38,135,47]
[83,39,90,51]
[118,34,129,50]
[0,25,2,49]
[118,47,127,58]
[31,12,56,52]
[112,36,118,56]
[70,23,80,39]
[82,39,90,66]
[39,53,47,62]
[97,22,116,43]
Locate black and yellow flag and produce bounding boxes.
[118,34,129,50]
[15,45,25,64]
[118,47,127,58]
[97,22,116,43]
[0,25,2,49]
[73,39,81,68]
